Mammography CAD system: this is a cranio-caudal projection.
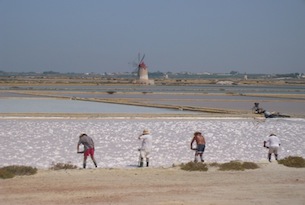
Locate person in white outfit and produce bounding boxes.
[264,133,281,162]
[138,129,152,167]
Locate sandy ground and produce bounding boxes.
[1,162,305,205]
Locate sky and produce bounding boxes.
[1,0,305,74]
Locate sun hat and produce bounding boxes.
[143,129,150,135]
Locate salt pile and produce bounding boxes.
[1,118,304,169]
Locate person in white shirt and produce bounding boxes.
[264,133,281,162]
[138,129,152,167]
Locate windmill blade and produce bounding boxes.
[140,54,145,63]
[138,53,141,63]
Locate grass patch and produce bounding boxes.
[278,156,305,168]
[180,161,259,172]
[242,162,260,169]
[49,162,78,170]
[180,161,208,171]
[0,165,37,179]
[219,161,245,171]
[0,169,15,179]
[219,161,259,171]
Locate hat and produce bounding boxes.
[143,129,150,135]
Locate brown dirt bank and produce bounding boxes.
[1,76,305,86]
[1,163,305,205]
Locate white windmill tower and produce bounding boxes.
[136,53,148,80]
[131,53,154,84]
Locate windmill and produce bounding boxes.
[131,53,149,81]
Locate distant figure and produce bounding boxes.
[263,110,276,118]
[138,129,152,167]
[263,110,290,118]
[190,131,206,162]
[252,102,265,114]
[77,133,97,168]
[264,134,281,162]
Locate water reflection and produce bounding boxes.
[0,98,195,114]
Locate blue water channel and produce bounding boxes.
[0,98,195,114]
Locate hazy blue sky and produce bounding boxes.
[1,0,305,74]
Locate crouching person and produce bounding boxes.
[138,129,152,167]
[190,131,206,162]
[77,133,97,168]
[264,133,281,162]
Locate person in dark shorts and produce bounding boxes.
[264,133,281,162]
[190,131,206,162]
[77,133,97,168]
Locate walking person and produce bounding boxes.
[190,131,206,162]
[138,129,152,167]
[264,133,281,162]
[77,133,97,168]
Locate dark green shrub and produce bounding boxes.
[180,161,208,171]
[278,156,305,168]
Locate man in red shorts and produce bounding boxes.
[77,133,97,168]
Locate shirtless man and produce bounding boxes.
[190,131,206,162]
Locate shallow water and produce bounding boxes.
[0,98,195,114]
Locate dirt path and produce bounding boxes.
[1,163,305,205]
